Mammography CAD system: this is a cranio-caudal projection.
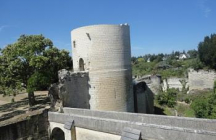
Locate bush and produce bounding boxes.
[191,97,209,118]
[214,80,216,93]
[191,92,216,119]
[185,98,191,104]
[156,88,177,108]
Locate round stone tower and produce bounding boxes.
[71,24,134,112]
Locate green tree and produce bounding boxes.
[191,92,216,119]
[187,49,198,59]
[190,58,204,70]
[131,56,137,64]
[0,35,72,106]
[156,88,177,108]
[191,97,209,118]
[198,34,216,69]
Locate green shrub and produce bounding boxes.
[156,88,177,108]
[191,92,216,119]
[214,80,216,93]
[185,98,191,104]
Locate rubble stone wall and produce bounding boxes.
[0,109,49,140]
[59,70,90,109]
[188,69,216,91]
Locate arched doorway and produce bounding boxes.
[79,58,85,71]
[51,127,65,140]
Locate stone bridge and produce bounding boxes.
[48,108,216,140]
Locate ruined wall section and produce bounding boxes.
[72,24,134,112]
[188,69,216,92]
[135,75,161,95]
[162,78,187,92]
[134,82,154,114]
[58,70,90,109]
[0,109,49,140]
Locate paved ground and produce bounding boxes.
[0,91,50,121]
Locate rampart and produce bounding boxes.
[49,108,216,140]
[58,70,90,109]
[0,109,49,140]
[188,69,216,92]
[162,77,187,92]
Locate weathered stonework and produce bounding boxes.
[135,75,161,95]
[188,69,216,92]
[134,81,154,114]
[162,77,187,92]
[0,109,49,140]
[58,70,90,109]
[48,108,216,140]
[71,24,134,112]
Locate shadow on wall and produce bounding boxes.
[48,70,91,111]
[51,127,65,140]
[62,72,91,109]
[134,81,154,114]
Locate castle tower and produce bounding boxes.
[71,24,134,112]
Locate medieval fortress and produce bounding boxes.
[46,24,216,140]
[1,24,215,140]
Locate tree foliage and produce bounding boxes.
[187,49,198,59]
[0,34,72,106]
[156,88,177,108]
[198,34,216,69]
[191,92,216,119]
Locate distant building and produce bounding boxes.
[179,53,187,60]
[162,56,168,61]
[147,58,151,62]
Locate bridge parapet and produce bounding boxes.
[48,108,216,140]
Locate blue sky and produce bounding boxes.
[0,0,215,56]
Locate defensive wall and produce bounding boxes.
[134,82,154,114]
[57,69,154,114]
[49,107,216,140]
[188,69,216,92]
[162,69,216,93]
[58,70,90,109]
[0,109,49,140]
[135,75,161,95]
[162,78,187,92]
[71,24,134,112]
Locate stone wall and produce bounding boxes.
[49,108,216,140]
[188,69,216,92]
[135,75,161,95]
[162,78,186,92]
[162,69,216,92]
[76,127,121,140]
[0,109,49,140]
[71,24,134,112]
[134,81,154,114]
[58,70,90,109]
